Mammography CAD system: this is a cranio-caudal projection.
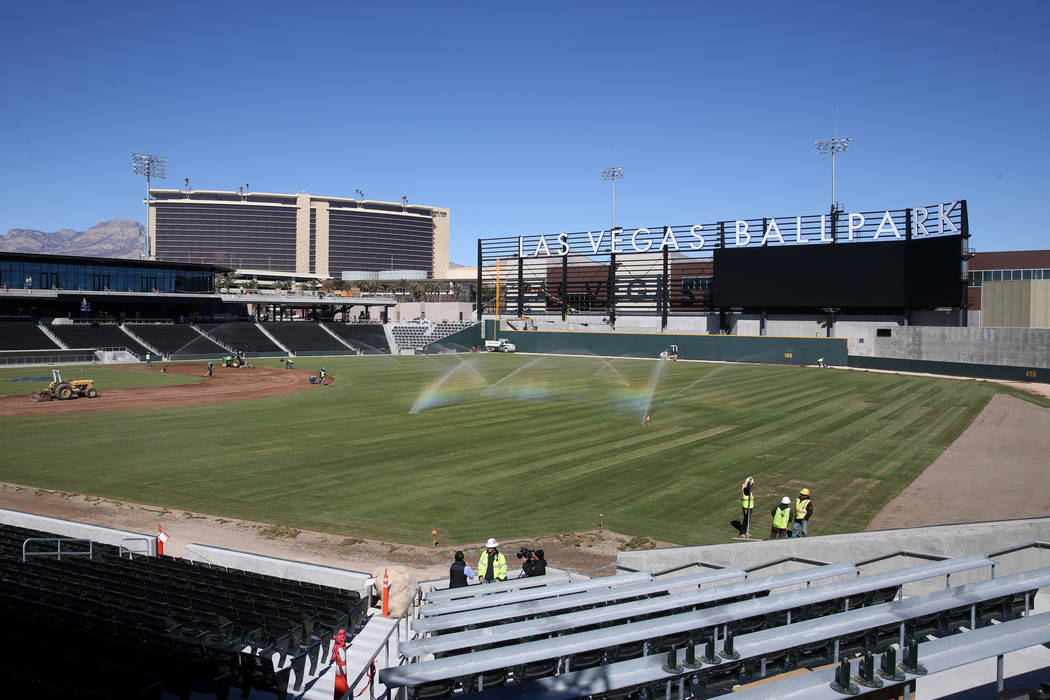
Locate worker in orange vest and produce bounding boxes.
[332,628,349,700]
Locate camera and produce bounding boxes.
[516,546,534,560]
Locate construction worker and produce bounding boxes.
[477,538,507,583]
[740,476,756,537]
[145,351,152,367]
[206,361,214,377]
[319,366,327,386]
[770,496,793,539]
[791,488,813,538]
[331,628,349,700]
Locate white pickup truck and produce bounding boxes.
[484,339,517,353]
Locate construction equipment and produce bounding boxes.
[659,345,679,361]
[484,339,517,353]
[221,352,253,368]
[28,369,99,402]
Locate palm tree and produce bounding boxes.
[409,284,426,302]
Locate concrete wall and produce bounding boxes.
[393,302,474,322]
[982,280,1050,329]
[0,507,157,556]
[617,517,1050,596]
[184,543,372,594]
[857,326,1050,369]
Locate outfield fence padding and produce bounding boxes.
[486,321,848,366]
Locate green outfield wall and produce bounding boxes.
[848,355,1049,384]
[485,321,848,365]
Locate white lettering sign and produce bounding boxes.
[504,202,961,257]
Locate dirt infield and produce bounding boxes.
[868,393,1050,530]
[0,363,330,415]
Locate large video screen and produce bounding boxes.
[712,235,964,308]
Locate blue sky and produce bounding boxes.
[1,1,1047,264]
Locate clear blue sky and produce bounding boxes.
[2,1,1047,264]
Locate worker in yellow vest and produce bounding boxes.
[477,538,507,583]
[770,496,793,539]
[790,488,813,538]
[740,476,756,538]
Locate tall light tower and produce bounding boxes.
[600,166,626,229]
[132,153,167,259]
[813,137,852,213]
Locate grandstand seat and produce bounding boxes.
[410,678,455,699]
[195,323,282,354]
[0,321,61,350]
[48,323,150,356]
[568,648,605,671]
[699,659,742,695]
[790,638,831,668]
[262,322,350,352]
[128,323,227,357]
[237,652,291,700]
[745,648,789,679]
[518,657,558,682]
[322,322,390,353]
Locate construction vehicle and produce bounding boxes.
[484,339,517,353]
[28,369,99,402]
[659,345,679,361]
[221,352,253,368]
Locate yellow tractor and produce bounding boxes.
[28,369,99,402]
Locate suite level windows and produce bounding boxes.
[969,269,1050,286]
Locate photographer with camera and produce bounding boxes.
[517,546,547,577]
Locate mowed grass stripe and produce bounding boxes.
[0,354,1035,545]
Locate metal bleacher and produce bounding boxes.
[0,522,367,699]
[380,550,1050,700]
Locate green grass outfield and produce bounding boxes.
[0,365,200,396]
[0,355,1043,546]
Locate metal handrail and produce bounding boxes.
[119,537,152,559]
[856,550,950,567]
[986,540,1050,559]
[343,599,413,700]
[745,555,833,573]
[22,537,93,561]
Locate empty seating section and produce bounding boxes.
[262,322,350,352]
[0,321,60,350]
[196,322,282,353]
[391,323,430,350]
[323,322,390,353]
[0,522,365,699]
[48,323,149,356]
[382,554,1038,699]
[128,323,228,356]
[390,320,479,350]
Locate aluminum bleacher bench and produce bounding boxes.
[426,572,573,603]
[422,571,652,616]
[411,562,859,637]
[433,611,1050,700]
[728,611,1050,700]
[382,566,1047,697]
[411,565,753,636]
[401,555,993,661]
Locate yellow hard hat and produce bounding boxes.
[800,488,810,496]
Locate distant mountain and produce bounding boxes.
[0,220,146,259]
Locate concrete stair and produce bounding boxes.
[300,610,403,699]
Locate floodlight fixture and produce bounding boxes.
[813,136,852,211]
[131,153,167,259]
[599,166,626,229]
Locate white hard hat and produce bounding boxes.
[485,538,499,548]
[781,496,791,505]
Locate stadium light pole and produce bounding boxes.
[132,153,167,259]
[600,166,625,229]
[813,137,852,212]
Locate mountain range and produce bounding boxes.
[0,220,146,259]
